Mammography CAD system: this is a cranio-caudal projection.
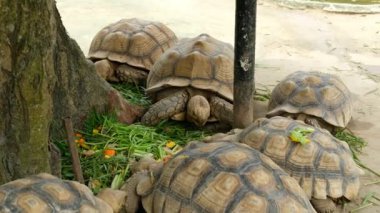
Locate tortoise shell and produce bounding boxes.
[267,71,352,128]
[145,33,234,102]
[0,173,111,212]
[238,116,363,201]
[88,18,177,70]
[144,141,315,212]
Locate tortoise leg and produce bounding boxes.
[297,114,336,133]
[310,198,336,213]
[295,114,322,128]
[305,115,336,133]
[187,95,211,127]
[121,171,151,213]
[203,128,242,142]
[116,64,148,85]
[96,188,127,212]
[141,90,189,125]
[171,112,186,121]
[94,59,119,82]
[209,96,233,125]
[203,122,232,132]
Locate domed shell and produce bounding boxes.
[146,34,234,102]
[267,71,352,128]
[238,116,363,200]
[147,141,315,213]
[0,173,111,212]
[88,18,178,70]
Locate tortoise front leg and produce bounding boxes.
[141,90,189,125]
[121,171,151,213]
[116,64,148,85]
[295,114,331,131]
[310,198,336,213]
[209,96,233,125]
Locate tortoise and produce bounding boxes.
[0,173,127,212]
[123,141,316,212]
[267,71,353,132]
[141,34,234,127]
[210,116,363,213]
[88,18,178,84]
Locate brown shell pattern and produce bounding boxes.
[267,71,353,127]
[146,34,234,102]
[88,18,178,70]
[0,173,106,212]
[238,116,363,200]
[149,141,315,213]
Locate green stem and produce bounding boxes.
[356,160,380,177]
[350,203,373,212]
[364,179,380,186]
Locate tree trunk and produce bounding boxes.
[0,0,143,184]
[233,0,257,128]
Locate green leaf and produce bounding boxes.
[289,127,315,145]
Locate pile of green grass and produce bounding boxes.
[56,112,209,193]
[111,83,151,107]
[54,83,211,192]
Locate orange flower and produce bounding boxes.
[163,155,172,164]
[104,149,116,158]
[75,133,82,138]
[78,138,85,145]
[75,138,89,149]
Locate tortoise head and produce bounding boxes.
[186,95,210,127]
[94,59,119,82]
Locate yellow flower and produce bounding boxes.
[166,140,176,149]
[92,129,99,135]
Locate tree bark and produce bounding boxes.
[233,0,257,128]
[0,0,143,184]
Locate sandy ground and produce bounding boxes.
[57,0,380,211]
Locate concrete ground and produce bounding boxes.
[57,0,380,211]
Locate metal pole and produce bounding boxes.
[233,0,257,128]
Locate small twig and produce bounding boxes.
[63,117,85,184]
[373,195,380,202]
[364,179,380,186]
